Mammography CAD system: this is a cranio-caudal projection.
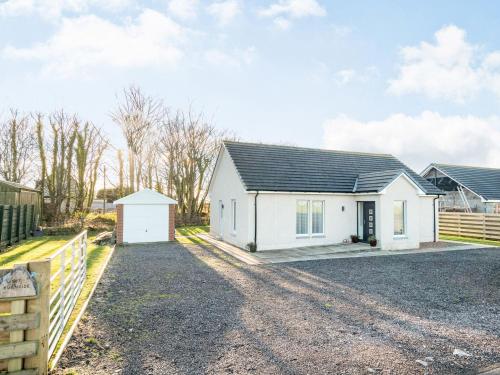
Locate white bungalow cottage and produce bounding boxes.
[209,141,442,251]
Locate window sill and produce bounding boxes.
[393,235,408,240]
[296,235,309,239]
[311,234,325,238]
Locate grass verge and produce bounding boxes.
[0,232,113,365]
[440,234,500,247]
[175,225,209,236]
[175,225,209,245]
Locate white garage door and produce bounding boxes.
[123,204,170,243]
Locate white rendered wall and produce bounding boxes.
[208,148,251,249]
[379,176,422,250]
[419,196,437,242]
[254,193,362,251]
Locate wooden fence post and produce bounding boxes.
[7,206,13,246]
[23,205,28,239]
[25,260,51,375]
[16,205,21,242]
[0,205,4,247]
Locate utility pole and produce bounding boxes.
[103,165,106,214]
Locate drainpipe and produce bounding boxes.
[254,191,259,250]
[433,196,439,242]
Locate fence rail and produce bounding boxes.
[47,231,87,359]
[439,212,500,241]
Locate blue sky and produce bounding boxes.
[1,0,500,171]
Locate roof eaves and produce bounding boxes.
[424,164,485,200]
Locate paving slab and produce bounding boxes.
[198,234,496,265]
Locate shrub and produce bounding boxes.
[246,242,257,253]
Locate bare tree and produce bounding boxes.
[111,86,165,192]
[0,109,36,183]
[159,109,226,224]
[37,111,77,224]
[74,122,108,212]
[117,149,125,197]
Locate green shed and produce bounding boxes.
[0,180,41,249]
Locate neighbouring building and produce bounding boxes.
[421,163,500,213]
[209,141,442,251]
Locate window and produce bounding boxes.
[296,200,309,235]
[394,200,406,236]
[296,200,325,236]
[312,201,324,235]
[231,199,236,233]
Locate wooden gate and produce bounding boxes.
[0,231,88,374]
[0,261,50,375]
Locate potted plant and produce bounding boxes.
[350,234,359,243]
[246,242,257,253]
[368,235,377,247]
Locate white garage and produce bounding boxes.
[114,189,177,244]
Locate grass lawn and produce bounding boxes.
[0,232,113,364]
[441,234,500,247]
[175,225,209,236]
[175,225,210,245]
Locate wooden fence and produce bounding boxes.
[0,204,38,250]
[439,212,500,241]
[0,261,50,375]
[0,231,88,374]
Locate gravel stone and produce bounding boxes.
[53,243,500,375]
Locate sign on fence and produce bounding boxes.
[0,231,88,374]
[0,260,50,375]
[0,266,37,298]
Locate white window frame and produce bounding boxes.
[311,200,325,236]
[393,200,407,238]
[231,199,236,234]
[296,199,325,237]
[296,200,310,237]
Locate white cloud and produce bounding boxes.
[0,0,131,19]
[204,46,256,67]
[388,25,500,102]
[259,0,325,30]
[273,17,291,30]
[2,9,185,77]
[207,0,240,26]
[259,0,325,18]
[334,66,378,85]
[168,0,198,20]
[323,111,500,171]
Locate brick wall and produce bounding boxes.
[169,204,176,241]
[116,204,123,244]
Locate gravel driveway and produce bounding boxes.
[54,242,500,375]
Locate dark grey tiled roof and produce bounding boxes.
[427,163,500,201]
[224,141,441,195]
[354,169,422,193]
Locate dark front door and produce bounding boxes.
[363,202,376,241]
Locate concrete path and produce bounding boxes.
[198,234,494,265]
